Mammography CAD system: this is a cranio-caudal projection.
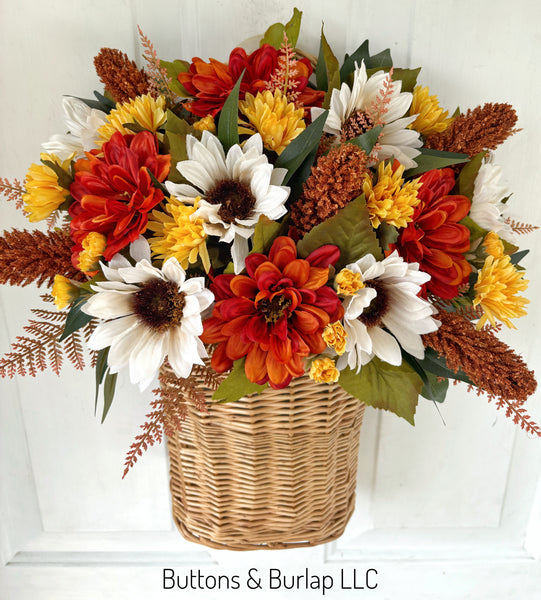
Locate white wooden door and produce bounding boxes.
[1,1,541,598]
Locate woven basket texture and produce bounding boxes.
[166,369,365,550]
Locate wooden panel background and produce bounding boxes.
[1,0,540,598]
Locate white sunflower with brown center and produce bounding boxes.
[166,131,290,274]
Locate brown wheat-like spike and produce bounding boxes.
[137,26,177,105]
[0,229,85,288]
[425,103,519,156]
[504,218,539,235]
[0,177,25,210]
[94,48,152,104]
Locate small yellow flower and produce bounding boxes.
[193,115,216,134]
[322,321,348,355]
[309,357,340,384]
[239,89,305,154]
[78,232,107,273]
[148,197,210,272]
[22,153,72,222]
[98,94,166,142]
[363,161,422,229]
[335,268,364,296]
[52,275,80,310]
[409,85,454,136]
[473,252,529,329]
[482,231,505,259]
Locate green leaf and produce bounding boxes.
[346,125,383,155]
[338,357,422,425]
[376,222,398,252]
[212,359,268,402]
[317,27,341,109]
[40,159,73,190]
[217,71,244,152]
[275,110,328,184]
[286,144,319,203]
[340,40,392,82]
[75,93,115,113]
[251,216,287,255]
[402,351,449,403]
[510,249,529,265]
[101,370,117,423]
[94,347,109,414]
[260,7,302,49]
[417,347,473,385]
[392,67,421,93]
[297,194,383,270]
[455,151,487,200]
[164,131,189,184]
[160,59,190,97]
[59,296,93,342]
[164,109,194,136]
[404,148,469,178]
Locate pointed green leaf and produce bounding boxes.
[402,351,449,403]
[417,347,473,385]
[260,7,302,49]
[164,109,194,136]
[213,358,268,402]
[338,357,422,425]
[164,131,189,184]
[40,159,73,190]
[404,148,469,178]
[317,27,341,109]
[297,194,383,269]
[75,93,115,113]
[376,221,398,252]
[510,249,529,265]
[392,67,421,93]
[217,71,244,152]
[94,347,109,414]
[340,40,392,82]
[455,151,487,200]
[59,296,93,342]
[275,110,328,184]
[251,216,288,255]
[346,125,383,155]
[160,59,190,97]
[101,369,117,423]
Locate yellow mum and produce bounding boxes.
[148,197,210,272]
[482,230,505,259]
[193,115,216,134]
[335,268,364,296]
[23,153,72,222]
[363,161,421,229]
[322,322,348,355]
[239,89,305,155]
[52,275,80,310]
[473,248,529,329]
[409,85,454,136]
[78,232,107,273]
[98,94,166,142]
[309,358,340,384]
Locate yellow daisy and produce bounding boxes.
[239,89,305,155]
[363,161,421,229]
[148,197,210,272]
[22,153,72,222]
[409,85,454,136]
[98,94,166,142]
[309,357,340,384]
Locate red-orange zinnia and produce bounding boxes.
[393,168,471,299]
[69,131,170,264]
[201,237,343,389]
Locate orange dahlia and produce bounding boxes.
[393,168,471,299]
[69,131,170,263]
[201,236,343,389]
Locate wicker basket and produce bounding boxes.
[166,370,365,550]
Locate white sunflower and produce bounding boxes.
[470,154,516,243]
[336,251,439,372]
[165,131,289,274]
[311,61,422,169]
[82,237,214,391]
[42,96,107,160]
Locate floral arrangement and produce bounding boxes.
[1,9,538,476]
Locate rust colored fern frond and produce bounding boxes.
[0,229,85,288]
[504,218,539,235]
[137,25,176,104]
[0,177,25,210]
[494,395,541,437]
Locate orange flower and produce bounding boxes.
[394,168,471,299]
[201,237,343,389]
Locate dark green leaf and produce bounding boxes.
[455,151,487,200]
[338,357,422,425]
[286,144,319,203]
[340,40,392,82]
[251,216,288,255]
[146,169,169,195]
[404,148,469,178]
[164,131,189,183]
[376,222,398,252]
[417,347,473,385]
[122,122,147,134]
[510,249,529,265]
[74,93,115,113]
[275,110,328,184]
[346,125,383,155]
[402,351,449,403]
[164,109,194,135]
[260,7,302,49]
[392,67,421,93]
[297,194,383,270]
[217,71,244,152]
[40,159,73,190]
[318,27,341,109]
[160,59,190,97]
[59,296,93,342]
[94,347,110,414]
[212,359,268,402]
[94,90,116,109]
[101,370,117,423]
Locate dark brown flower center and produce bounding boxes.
[341,110,375,142]
[206,179,256,224]
[258,295,292,324]
[133,278,185,332]
[358,279,389,328]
